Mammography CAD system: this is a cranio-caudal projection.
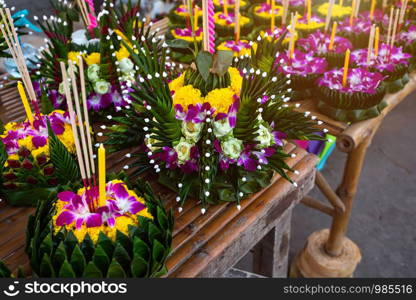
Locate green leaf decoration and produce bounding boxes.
[212,50,234,76]
[112,243,131,275]
[80,234,95,262]
[0,261,11,278]
[58,260,76,278]
[196,51,213,81]
[92,245,110,276]
[47,121,80,185]
[166,39,190,49]
[148,223,163,245]
[151,240,166,273]
[156,206,169,231]
[96,232,114,258]
[133,237,150,261]
[40,233,53,258]
[83,262,103,278]
[115,230,132,255]
[40,253,56,277]
[64,230,78,258]
[70,245,86,277]
[53,242,67,272]
[131,256,148,278]
[106,259,126,278]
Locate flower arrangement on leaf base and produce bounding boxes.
[351,44,411,93]
[295,15,325,37]
[298,31,353,68]
[316,67,387,123]
[260,27,299,48]
[338,16,372,48]
[217,39,256,57]
[168,4,203,26]
[20,176,173,278]
[398,24,416,70]
[0,111,77,206]
[32,0,163,117]
[214,11,253,39]
[106,34,322,213]
[275,49,328,100]
[316,3,353,20]
[250,3,284,26]
[213,0,250,12]
[165,26,203,63]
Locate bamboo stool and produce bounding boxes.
[291,72,416,277]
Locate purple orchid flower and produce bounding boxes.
[298,31,352,55]
[276,49,328,77]
[253,147,276,165]
[237,146,258,171]
[87,92,112,112]
[107,183,146,215]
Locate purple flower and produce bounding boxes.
[255,3,282,14]
[87,93,112,111]
[253,147,276,165]
[173,27,203,38]
[107,183,146,215]
[237,147,258,171]
[223,40,252,53]
[298,31,352,55]
[275,49,328,77]
[398,25,416,44]
[317,67,384,94]
[338,17,372,34]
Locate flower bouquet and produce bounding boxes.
[297,31,353,68]
[213,0,250,12]
[351,43,412,93]
[250,2,284,26]
[106,34,321,212]
[316,67,387,122]
[0,111,78,206]
[32,0,163,117]
[24,177,173,278]
[275,49,328,100]
[168,3,203,26]
[295,15,325,37]
[214,11,253,39]
[316,2,353,20]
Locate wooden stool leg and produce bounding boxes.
[252,209,292,277]
[325,135,372,256]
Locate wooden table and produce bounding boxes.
[291,73,416,277]
[0,81,318,278]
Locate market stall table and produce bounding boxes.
[0,83,318,278]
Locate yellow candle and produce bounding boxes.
[307,0,312,24]
[329,22,338,50]
[17,81,34,125]
[194,7,198,29]
[98,143,106,207]
[370,0,376,20]
[342,49,350,87]
[223,0,228,16]
[290,35,296,59]
[350,0,356,26]
[374,26,380,57]
[339,0,343,6]
[271,0,275,31]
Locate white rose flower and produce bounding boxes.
[119,58,134,74]
[174,138,194,164]
[120,74,136,83]
[213,118,233,138]
[145,136,160,152]
[58,81,66,95]
[181,121,203,143]
[87,64,100,82]
[71,29,88,46]
[94,80,111,94]
[254,124,274,149]
[221,137,243,160]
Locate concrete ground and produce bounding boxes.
[11,0,416,278]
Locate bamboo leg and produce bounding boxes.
[325,122,381,256]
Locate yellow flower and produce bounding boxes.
[169,73,185,93]
[318,3,352,18]
[18,136,34,151]
[214,12,250,27]
[259,30,298,45]
[58,124,76,154]
[229,67,243,95]
[213,0,247,8]
[172,85,203,108]
[253,4,284,18]
[116,46,131,61]
[84,52,101,66]
[68,51,81,64]
[171,29,203,42]
[4,153,19,167]
[175,4,203,17]
[113,29,128,42]
[31,145,49,158]
[217,40,256,57]
[296,21,325,31]
[204,87,235,114]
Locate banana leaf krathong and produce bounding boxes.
[106,33,322,213]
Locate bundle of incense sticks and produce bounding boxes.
[0,8,40,115]
[76,0,95,28]
[282,0,289,26]
[60,57,98,212]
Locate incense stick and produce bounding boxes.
[367,24,376,65]
[386,7,394,46]
[282,0,289,26]
[325,0,335,32]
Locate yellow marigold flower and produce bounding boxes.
[204,87,235,114]
[229,67,243,95]
[116,46,131,61]
[31,145,49,158]
[172,85,203,108]
[171,29,203,42]
[114,216,137,235]
[175,5,203,17]
[58,124,76,154]
[217,40,255,57]
[4,122,18,132]
[296,21,325,31]
[253,4,284,18]
[214,12,250,27]
[18,136,34,151]
[68,51,81,64]
[318,3,352,18]
[84,52,101,66]
[169,73,185,93]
